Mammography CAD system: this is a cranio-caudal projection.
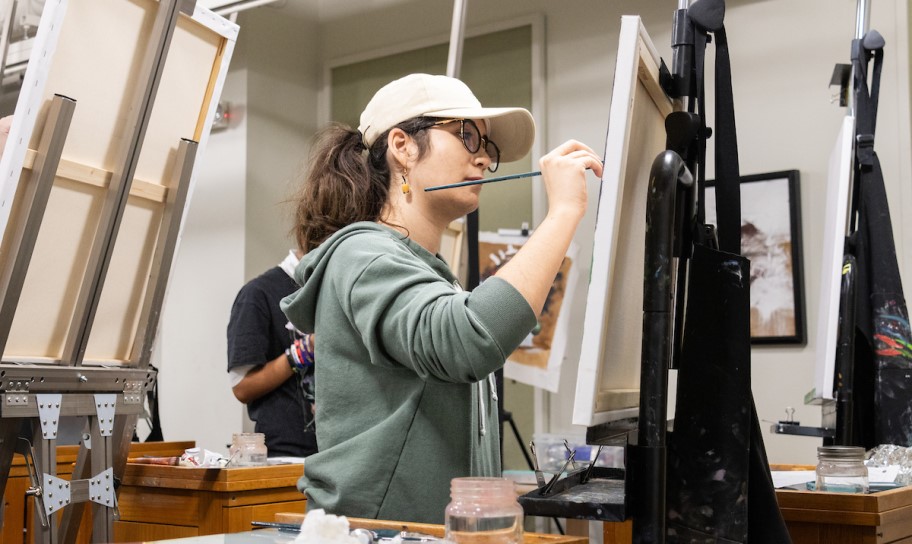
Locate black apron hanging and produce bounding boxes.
[847,31,912,448]
[665,1,791,541]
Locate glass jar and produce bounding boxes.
[230,432,267,467]
[444,477,523,544]
[815,445,868,493]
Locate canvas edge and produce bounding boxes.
[572,15,644,427]
[811,115,855,401]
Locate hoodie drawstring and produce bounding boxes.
[478,381,486,437]
[478,374,499,437]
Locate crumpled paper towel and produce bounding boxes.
[867,444,912,485]
[179,448,228,468]
[294,509,363,544]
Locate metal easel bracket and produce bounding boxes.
[40,473,71,517]
[88,467,116,509]
[36,393,62,439]
[5,378,29,405]
[29,467,119,519]
[123,380,144,404]
[771,421,836,439]
[94,394,116,436]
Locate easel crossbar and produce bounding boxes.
[1,393,146,418]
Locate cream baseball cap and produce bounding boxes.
[358,73,535,163]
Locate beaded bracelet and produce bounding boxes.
[301,334,315,366]
[286,334,315,373]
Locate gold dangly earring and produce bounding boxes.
[400,167,411,195]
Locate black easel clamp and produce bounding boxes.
[855,133,875,165]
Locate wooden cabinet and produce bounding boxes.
[777,485,912,544]
[114,463,307,541]
[2,440,193,544]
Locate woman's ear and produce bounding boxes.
[387,128,416,170]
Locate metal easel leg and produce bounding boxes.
[129,137,198,368]
[56,431,90,544]
[0,95,76,357]
[630,151,692,544]
[30,418,59,544]
[89,400,115,544]
[0,417,19,500]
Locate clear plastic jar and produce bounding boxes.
[816,445,868,493]
[444,477,523,544]
[230,432,267,467]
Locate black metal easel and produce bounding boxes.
[520,0,792,541]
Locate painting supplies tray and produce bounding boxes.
[518,466,627,521]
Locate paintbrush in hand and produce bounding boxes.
[424,160,603,192]
[424,170,542,192]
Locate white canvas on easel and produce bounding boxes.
[573,16,674,427]
[811,115,855,402]
[0,0,237,364]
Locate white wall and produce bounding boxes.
[242,8,320,278]
[157,0,912,464]
[156,63,249,452]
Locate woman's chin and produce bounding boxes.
[445,199,479,221]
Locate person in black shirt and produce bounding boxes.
[226,250,317,457]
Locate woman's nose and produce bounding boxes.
[473,151,492,169]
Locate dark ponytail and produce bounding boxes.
[293,118,434,253]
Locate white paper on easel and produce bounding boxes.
[811,115,855,402]
[478,230,577,393]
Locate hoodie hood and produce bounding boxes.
[280,222,456,336]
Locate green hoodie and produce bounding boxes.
[280,222,536,524]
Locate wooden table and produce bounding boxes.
[776,485,912,544]
[2,440,194,544]
[115,462,306,541]
[275,512,588,543]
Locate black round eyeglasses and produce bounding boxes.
[430,118,501,173]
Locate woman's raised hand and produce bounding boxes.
[538,140,603,220]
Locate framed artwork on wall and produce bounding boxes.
[706,170,807,345]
